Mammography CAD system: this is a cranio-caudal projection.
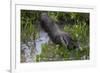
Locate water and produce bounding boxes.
[35,30,49,55]
[21,30,87,62]
[21,30,49,62]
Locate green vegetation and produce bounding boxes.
[36,23,89,62]
[21,10,89,62]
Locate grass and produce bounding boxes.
[36,23,89,62]
[21,10,90,62]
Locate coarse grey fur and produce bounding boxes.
[40,12,79,49]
